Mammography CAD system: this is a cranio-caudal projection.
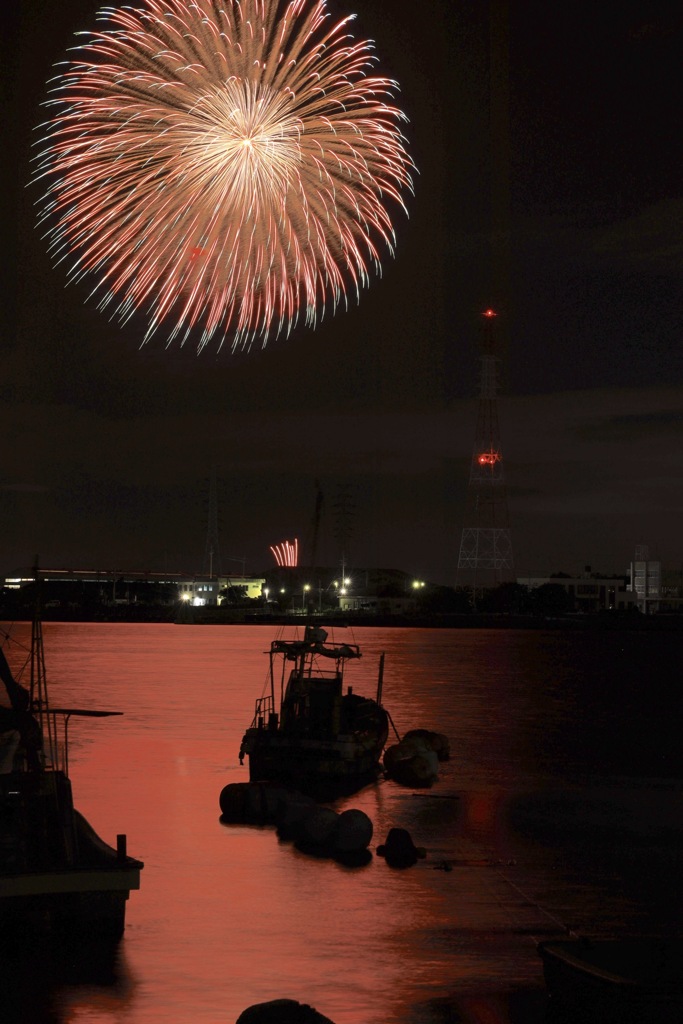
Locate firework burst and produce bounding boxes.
[33,0,414,351]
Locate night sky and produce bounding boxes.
[5,0,683,585]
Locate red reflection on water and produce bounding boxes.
[462,791,499,833]
[3,623,564,1023]
[458,790,522,863]
[458,994,509,1023]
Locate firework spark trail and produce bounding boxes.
[270,538,298,566]
[33,0,414,352]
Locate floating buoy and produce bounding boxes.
[244,781,285,824]
[383,737,439,787]
[296,806,340,852]
[334,809,373,853]
[403,728,450,761]
[219,782,249,821]
[220,784,372,864]
[219,781,290,825]
[376,827,426,868]
[236,998,336,1024]
[274,791,318,840]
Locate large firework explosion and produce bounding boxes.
[33,0,414,351]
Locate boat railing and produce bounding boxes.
[252,694,275,729]
[47,708,123,775]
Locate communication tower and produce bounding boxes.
[456,310,514,592]
[333,485,356,571]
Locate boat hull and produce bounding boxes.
[0,878,138,940]
[240,626,389,800]
[245,729,385,799]
[0,770,142,939]
[539,939,683,1024]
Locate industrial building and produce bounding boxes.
[2,567,265,610]
[515,572,635,614]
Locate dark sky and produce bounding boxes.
[4,0,683,585]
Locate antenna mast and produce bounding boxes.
[456,310,514,594]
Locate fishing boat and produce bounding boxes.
[238,625,389,799]
[538,937,683,1023]
[0,601,143,941]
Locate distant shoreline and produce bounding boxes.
[3,606,681,631]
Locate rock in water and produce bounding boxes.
[236,999,336,1023]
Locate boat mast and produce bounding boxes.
[268,647,276,713]
[29,566,57,769]
[376,652,385,706]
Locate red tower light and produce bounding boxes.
[457,310,514,590]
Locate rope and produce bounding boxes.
[492,864,580,943]
[384,708,402,742]
[449,834,577,947]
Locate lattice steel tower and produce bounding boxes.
[456,309,514,591]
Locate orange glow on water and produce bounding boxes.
[462,791,500,833]
[458,995,509,1023]
[10,622,676,1022]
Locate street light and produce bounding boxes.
[302,583,310,610]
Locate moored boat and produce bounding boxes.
[239,625,389,799]
[538,937,683,1024]
[0,595,143,941]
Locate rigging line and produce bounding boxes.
[1,627,31,654]
[455,839,531,935]
[384,707,401,742]
[448,833,573,947]
[492,864,580,944]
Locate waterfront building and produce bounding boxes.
[628,545,662,614]
[3,568,265,609]
[516,572,636,613]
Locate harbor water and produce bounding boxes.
[2,622,682,1023]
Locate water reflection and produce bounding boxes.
[1,623,681,1023]
[1,935,135,1024]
